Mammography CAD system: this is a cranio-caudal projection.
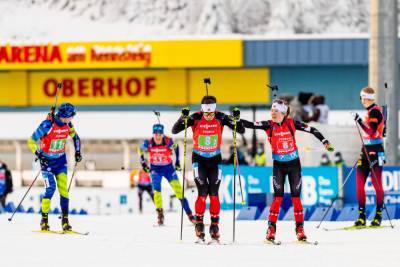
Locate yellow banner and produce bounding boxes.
[0,40,242,70]
[0,71,28,106]
[30,70,186,105]
[188,69,270,104]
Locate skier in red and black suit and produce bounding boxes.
[172,95,244,242]
[242,99,334,242]
[352,87,385,227]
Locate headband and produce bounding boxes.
[360,91,375,100]
[201,103,217,112]
[271,101,288,114]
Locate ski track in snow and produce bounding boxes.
[1,212,398,267]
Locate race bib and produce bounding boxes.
[49,139,66,152]
[198,135,218,150]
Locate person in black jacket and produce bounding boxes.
[172,95,244,242]
[0,160,13,209]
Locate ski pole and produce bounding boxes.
[179,117,189,241]
[232,117,239,243]
[8,169,41,222]
[316,160,358,228]
[232,123,245,205]
[355,122,394,228]
[67,162,78,192]
[57,162,78,219]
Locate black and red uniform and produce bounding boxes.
[172,111,244,229]
[355,104,385,213]
[242,117,329,226]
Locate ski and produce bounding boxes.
[195,238,206,245]
[295,240,319,245]
[32,229,64,235]
[63,230,89,236]
[207,238,226,245]
[263,239,282,246]
[323,225,391,232]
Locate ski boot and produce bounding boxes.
[40,213,50,231]
[295,222,307,241]
[354,207,366,227]
[156,208,164,226]
[266,221,276,242]
[187,212,196,225]
[371,208,382,227]
[194,216,205,243]
[61,214,72,231]
[209,223,220,240]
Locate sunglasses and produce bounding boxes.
[203,112,215,116]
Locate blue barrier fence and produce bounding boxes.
[219,165,339,210]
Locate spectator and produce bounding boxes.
[254,142,266,166]
[223,146,248,166]
[320,153,332,166]
[298,92,314,122]
[0,160,13,208]
[309,95,330,124]
[333,151,345,167]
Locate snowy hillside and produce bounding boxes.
[0,0,371,42]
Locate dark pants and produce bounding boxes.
[269,158,304,224]
[138,184,154,212]
[356,144,385,210]
[192,153,222,223]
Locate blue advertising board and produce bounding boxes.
[344,166,400,206]
[219,165,339,210]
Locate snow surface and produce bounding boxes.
[0,0,371,42]
[1,212,399,267]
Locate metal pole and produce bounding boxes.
[369,0,399,164]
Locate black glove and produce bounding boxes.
[175,162,182,171]
[141,162,150,173]
[232,107,240,120]
[35,151,49,167]
[181,107,190,118]
[351,112,361,122]
[75,151,82,162]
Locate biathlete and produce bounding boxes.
[172,95,244,242]
[139,123,194,225]
[242,99,334,242]
[352,87,386,227]
[28,103,82,231]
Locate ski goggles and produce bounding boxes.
[271,99,288,114]
[152,124,164,134]
[203,111,215,116]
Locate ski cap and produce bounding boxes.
[271,99,288,114]
[57,103,76,118]
[153,124,164,134]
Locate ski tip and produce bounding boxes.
[241,201,246,205]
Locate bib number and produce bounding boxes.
[198,135,218,150]
[49,139,66,152]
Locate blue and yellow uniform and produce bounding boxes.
[139,124,194,225]
[28,103,81,231]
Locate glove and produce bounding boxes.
[35,151,49,167]
[181,107,190,118]
[351,112,361,122]
[175,162,182,171]
[141,162,150,173]
[232,107,240,120]
[323,140,335,152]
[75,151,82,162]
